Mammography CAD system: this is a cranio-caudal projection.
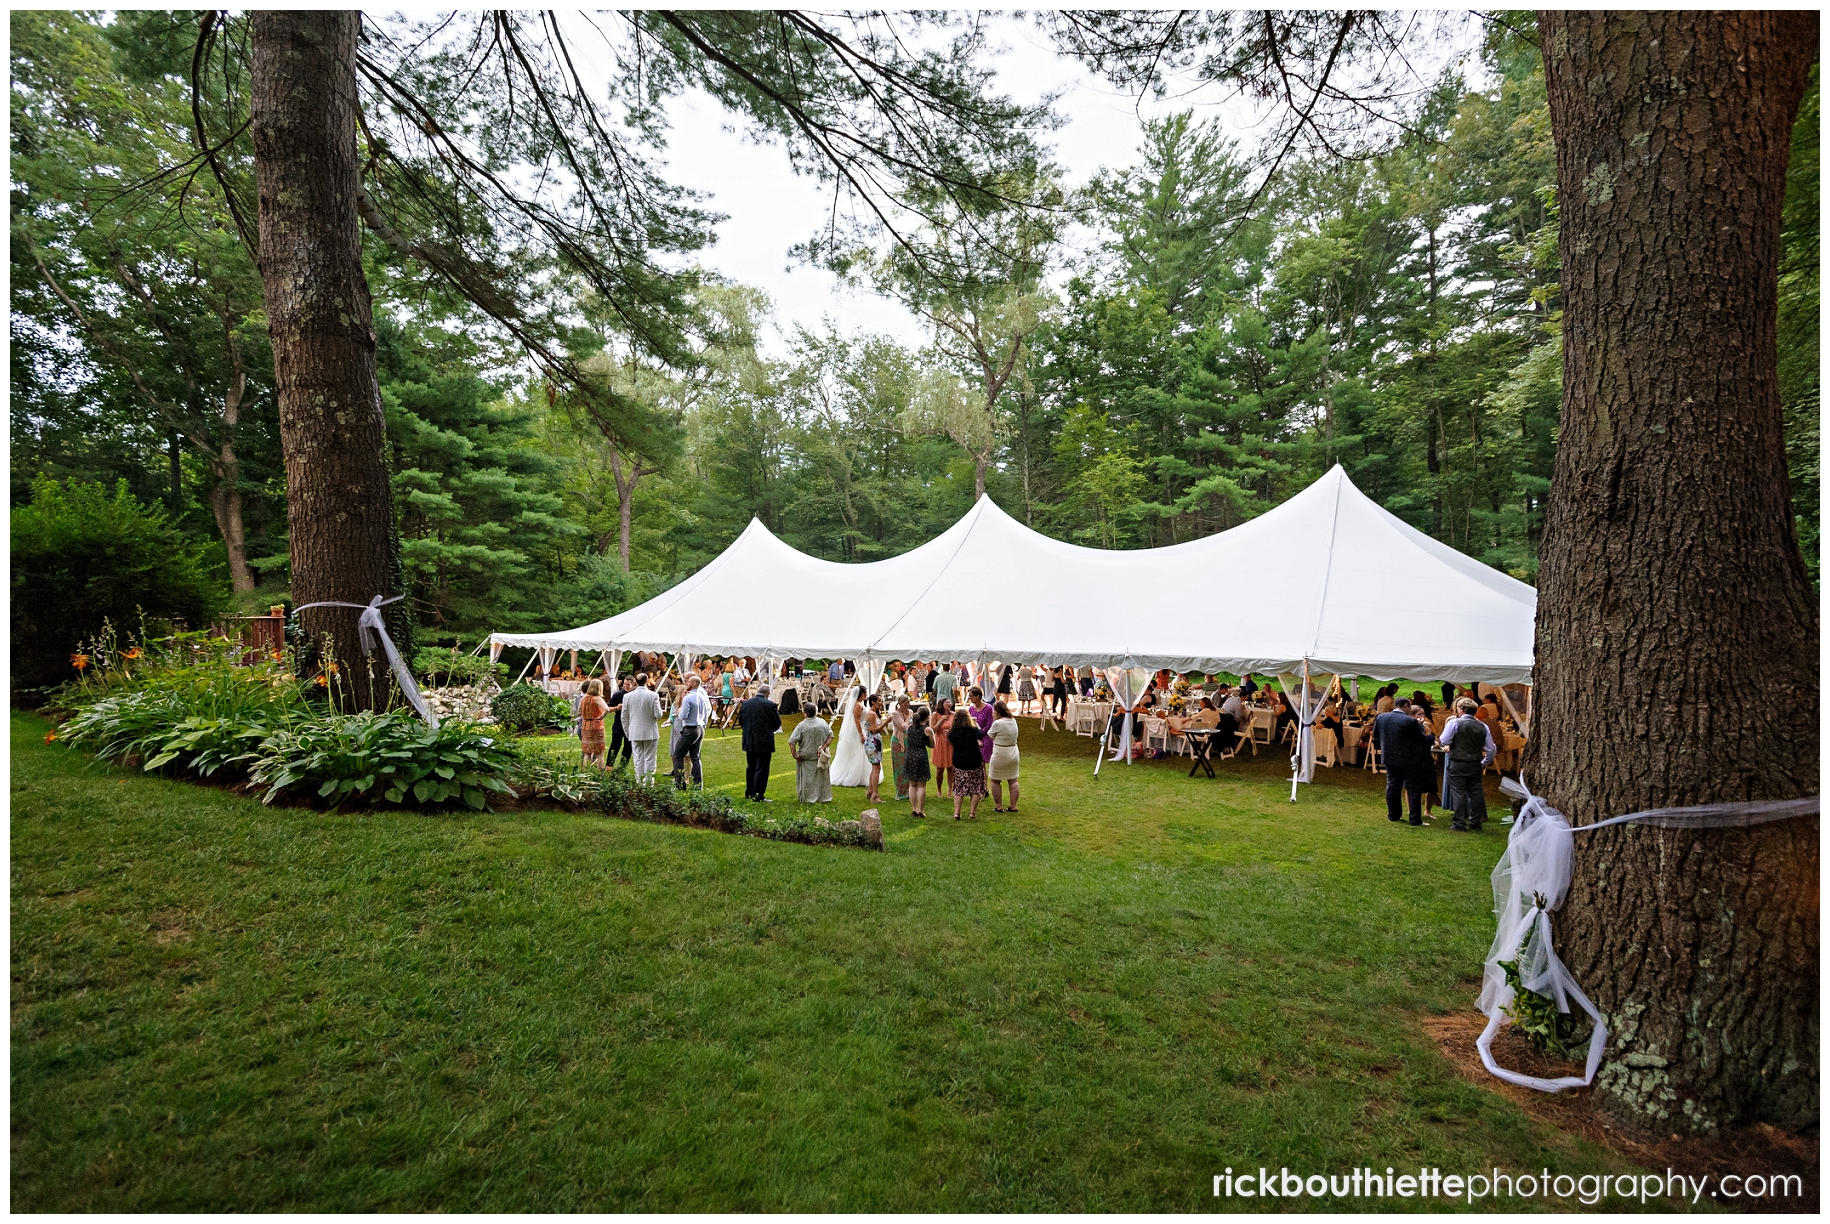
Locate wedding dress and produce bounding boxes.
[829,685,871,787]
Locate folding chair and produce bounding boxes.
[1313,726,1338,768]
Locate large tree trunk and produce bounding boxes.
[1532,11,1819,1136]
[251,11,394,708]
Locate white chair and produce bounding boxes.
[1312,726,1338,768]
[1363,739,1385,773]
[1143,717,1169,755]
[1251,713,1275,749]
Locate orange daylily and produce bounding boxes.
[70,653,90,670]
[43,732,55,744]
[122,647,143,660]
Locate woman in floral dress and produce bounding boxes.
[889,695,912,801]
[577,679,609,766]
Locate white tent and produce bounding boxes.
[492,464,1536,684]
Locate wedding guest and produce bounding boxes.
[670,674,712,790]
[987,701,1021,812]
[788,710,833,803]
[1218,684,1245,721]
[1373,697,1434,825]
[738,684,783,802]
[947,708,987,820]
[932,662,959,709]
[862,694,885,804]
[967,686,995,764]
[607,674,635,768]
[1439,696,1496,832]
[904,706,933,818]
[931,697,955,796]
[1273,689,1298,741]
[1017,666,1037,713]
[621,672,663,784]
[578,679,609,767]
[1051,666,1070,718]
[996,663,1014,703]
[890,695,913,802]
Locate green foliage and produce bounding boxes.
[58,651,309,778]
[11,477,230,689]
[488,683,570,732]
[521,745,874,848]
[379,315,584,631]
[411,645,506,689]
[11,11,284,581]
[1498,959,1591,1063]
[242,711,519,810]
[55,632,520,811]
[1780,65,1819,584]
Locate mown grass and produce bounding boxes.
[13,709,1664,1211]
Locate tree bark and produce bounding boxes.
[606,445,642,572]
[167,432,183,511]
[251,11,394,708]
[1532,10,1819,1135]
[209,343,255,593]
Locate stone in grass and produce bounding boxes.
[857,808,883,849]
[815,816,834,829]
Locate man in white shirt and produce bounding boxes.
[1218,685,1246,721]
[670,675,713,790]
[620,672,663,783]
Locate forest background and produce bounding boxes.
[11,12,1820,668]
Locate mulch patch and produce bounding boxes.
[1424,1009,1818,1213]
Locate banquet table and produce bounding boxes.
[1065,698,1114,737]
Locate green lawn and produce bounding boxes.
[13,709,1658,1210]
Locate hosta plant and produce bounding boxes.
[242,710,520,810]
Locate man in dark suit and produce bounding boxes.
[1373,698,1435,825]
[738,685,783,801]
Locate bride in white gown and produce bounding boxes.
[829,684,871,787]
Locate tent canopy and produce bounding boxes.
[491,465,1537,683]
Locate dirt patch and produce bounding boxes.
[148,910,188,945]
[1425,1009,1818,1213]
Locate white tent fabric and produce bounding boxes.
[492,465,1536,683]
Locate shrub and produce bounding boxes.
[11,477,230,689]
[413,645,507,689]
[59,648,311,774]
[489,682,568,731]
[521,758,878,849]
[242,709,520,809]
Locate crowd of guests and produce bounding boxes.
[564,653,1509,834]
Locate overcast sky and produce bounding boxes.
[655,14,1267,357]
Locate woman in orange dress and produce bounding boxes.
[930,697,955,798]
[578,678,609,766]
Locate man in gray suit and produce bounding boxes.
[620,671,663,783]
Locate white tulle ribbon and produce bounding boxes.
[292,595,438,727]
[1479,776,1816,1093]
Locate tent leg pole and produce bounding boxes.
[1093,717,1112,776]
